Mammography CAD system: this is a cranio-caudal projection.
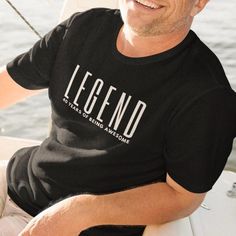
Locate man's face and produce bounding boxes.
[119,0,207,36]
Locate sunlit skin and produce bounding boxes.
[117,0,209,57]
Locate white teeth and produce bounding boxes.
[135,0,160,9]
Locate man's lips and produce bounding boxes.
[134,0,164,10]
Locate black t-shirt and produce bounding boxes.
[6,8,236,236]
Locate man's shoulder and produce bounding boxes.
[191,33,222,67]
[185,31,230,88]
[172,31,233,108]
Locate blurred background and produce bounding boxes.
[0,0,63,139]
[0,0,235,170]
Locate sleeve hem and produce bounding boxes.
[6,61,32,89]
[6,61,47,90]
[167,170,212,193]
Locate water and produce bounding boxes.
[0,0,236,170]
[0,0,63,139]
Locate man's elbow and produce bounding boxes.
[166,174,207,220]
[184,194,206,217]
[174,190,207,221]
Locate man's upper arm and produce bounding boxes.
[165,87,236,194]
[166,173,206,215]
[0,66,42,108]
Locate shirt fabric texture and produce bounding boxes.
[6,8,236,236]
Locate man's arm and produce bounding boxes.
[80,173,206,227]
[0,66,42,109]
[19,174,206,236]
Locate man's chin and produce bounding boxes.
[127,24,164,37]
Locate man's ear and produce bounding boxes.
[190,0,210,17]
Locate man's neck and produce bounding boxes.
[117,25,190,58]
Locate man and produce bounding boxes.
[0,0,236,235]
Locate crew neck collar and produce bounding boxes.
[112,14,197,65]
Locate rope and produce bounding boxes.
[4,0,42,39]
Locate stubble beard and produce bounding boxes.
[130,16,192,37]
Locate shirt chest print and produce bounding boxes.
[63,65,147,144]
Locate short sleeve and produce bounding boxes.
[164,87,236,193]
[6,15,75,90]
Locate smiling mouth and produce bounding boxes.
[134,0,163,10]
